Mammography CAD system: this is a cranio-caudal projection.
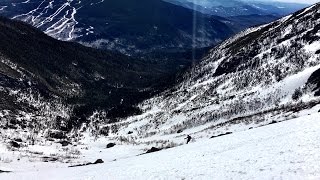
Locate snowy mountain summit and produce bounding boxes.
[102,3,320,145]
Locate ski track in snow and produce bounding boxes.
[8,0,88,41]
[0,6,7,11]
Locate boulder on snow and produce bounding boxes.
[146,147,161,154]
[177,129,183,133]
[69,159,104,167]
[94,159,104,164]
[106,143,116,149]
[14,138,23,142]
[127,131,133,134]
[9,141,20,148]
[210,132,232,139]
[0,169,11,173]
[59,140,71,147]
[270,120,278,124]
[42,156,58,162]
[48,130,66,139]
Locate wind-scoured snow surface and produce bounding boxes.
[1,109,320,179]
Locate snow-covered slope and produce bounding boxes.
[1,109,320,179]
[0,16,179,140]
[97,3,320,146]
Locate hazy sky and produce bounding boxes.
[241,0,319,4]
[275,0,319,4]
[255,0,320,4]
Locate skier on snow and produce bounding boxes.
[185,135,192,144]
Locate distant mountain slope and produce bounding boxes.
[165,0,308,17]
[223,14,279,33]
[0,0,234,55]
[0,16,182,132]
[100,3,320,142]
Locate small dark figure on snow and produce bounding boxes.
[185,135,192,144]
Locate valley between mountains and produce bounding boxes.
[0,1,320,179]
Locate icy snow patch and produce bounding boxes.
[304,41,320,53]
[260,64,320,104]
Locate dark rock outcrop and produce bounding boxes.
[59,140,71,147]
[146,147,162,154]
[9,141,20,148]
[69,159,104,168]
[210,132,232,139]
[94,159,104,164]
[0,170,11,173]
[48,130,66,139]
[106,143,116,149]
[14,138,23,142]
[42,156,59,162]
